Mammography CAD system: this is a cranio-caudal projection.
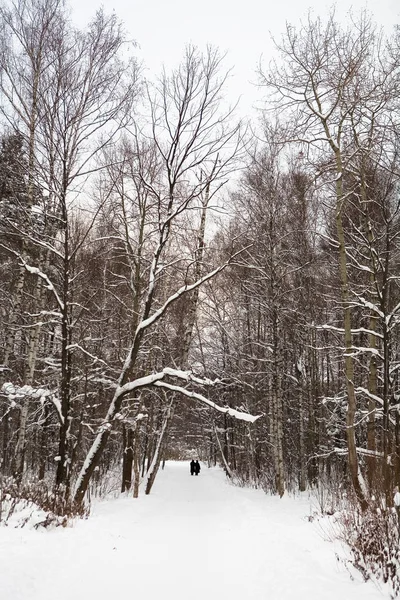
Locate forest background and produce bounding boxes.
[1,0,400,590]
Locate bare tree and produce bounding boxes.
[0,0,63,482]
[72,45,254,506]
[258,10,399,509]
[0,0,140,490]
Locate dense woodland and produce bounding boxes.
[0,0,400,527]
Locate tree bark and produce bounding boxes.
[335,157,368,510]
[133,423,141,499]
[121,426,134,492]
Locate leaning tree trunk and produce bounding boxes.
[144,400,173,495]
[133,422,141,498]
[145,180,212,495]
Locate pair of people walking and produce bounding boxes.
[190,459,201,476]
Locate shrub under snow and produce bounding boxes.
[338,503,400,599]
[0,478,87,528]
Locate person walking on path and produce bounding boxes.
[190,459,196,475]
[194,460,201,476]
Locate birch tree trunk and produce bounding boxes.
[2,265,26,370]
[13,249,52,483]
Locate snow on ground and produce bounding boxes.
[0,462,384,600]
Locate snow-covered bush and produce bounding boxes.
[338,503,400,598]
[0,494,65,529]
[0,477,87,527]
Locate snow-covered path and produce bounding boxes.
[0,462,383,599]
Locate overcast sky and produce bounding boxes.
[70,0,399,115]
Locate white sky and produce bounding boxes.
[70,0,399,115]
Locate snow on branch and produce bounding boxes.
[387,301,400,328]
[117,371,167,396]
[1,224,64,260]
[1,382,64,425]
[310,446,384,461]
[316,232,340,248]
[317,324,383,339]
[0,245,64,311]
[153,381,261,423]
[349,295,384,319]
[162,367,218,387]
[136,248,246,334]
[117,368,218,397]
[46,396,64,426]
[115,367,261,422]
[390,363,400,376]
[355,387,383,406]
[24,264,64,311]
[347,255,373,274]
[66,344,111,369]
[137,265,226,332]
[347,346,383,359]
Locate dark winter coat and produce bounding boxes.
[194,460,200,475]
[190,460,196,475]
